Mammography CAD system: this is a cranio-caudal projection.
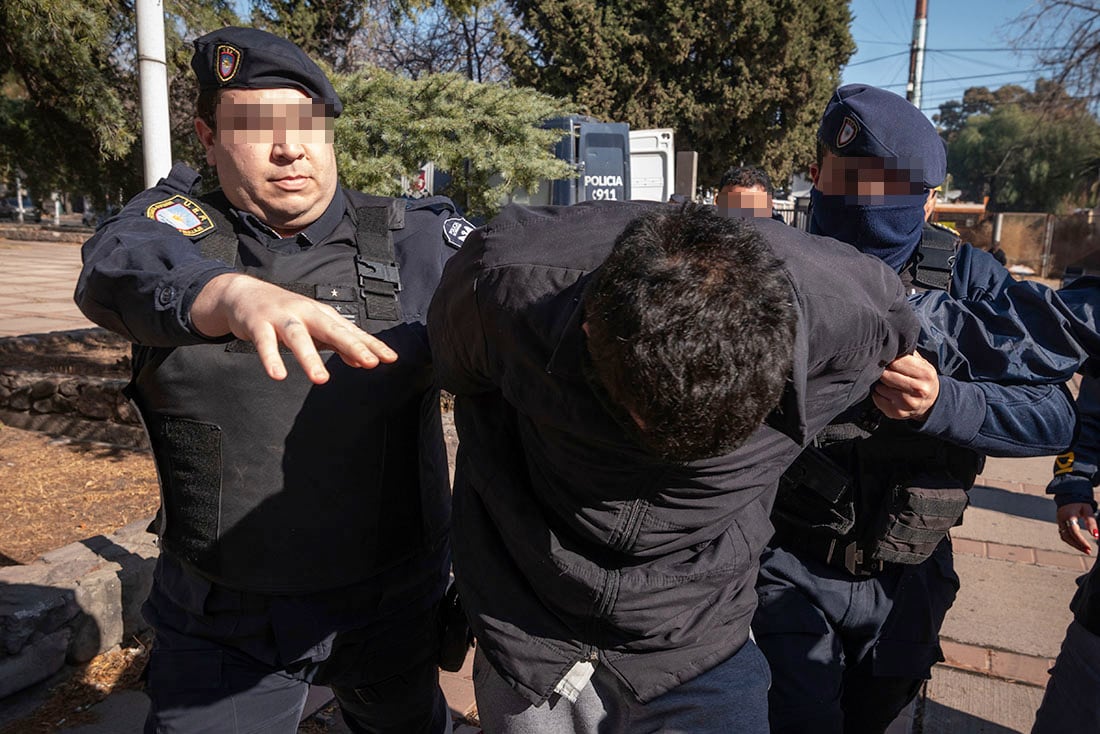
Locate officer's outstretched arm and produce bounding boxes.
[192,273,397,384]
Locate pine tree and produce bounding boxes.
[499,0,854,186]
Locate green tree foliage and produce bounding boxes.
[250,0,364,71]
[943,81,1100,212]
[498,0,854,185]
[333,67,573,218]
[0,0,237,207]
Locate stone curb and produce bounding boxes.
[952,537,1093,572]
[938,638,1054,688]
[0,519,158,701]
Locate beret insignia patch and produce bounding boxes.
[443,216,475,249]
[216,44,242,83]
[1054,451,1076,476]
[146,195,215,237]
[837,116,859,148]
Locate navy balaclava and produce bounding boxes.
[811,84,947,272]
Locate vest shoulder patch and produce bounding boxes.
[146,195,215,237]
[443,216,475,249]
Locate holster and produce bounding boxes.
[437,582,474,672]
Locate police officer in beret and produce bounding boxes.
[751,84,1077,733]
[75,26,470,734]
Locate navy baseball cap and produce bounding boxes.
[191,27,342,117]
[818,84,946,188]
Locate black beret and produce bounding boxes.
[191,26,342,117]
[818,84,946,188]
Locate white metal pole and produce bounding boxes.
[136,0,173,187]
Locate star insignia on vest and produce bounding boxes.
[443,216,475,249]
[837,116,859,148]
[146,195,215,237]
[1054,452,1076,475]
[216,44,242,84]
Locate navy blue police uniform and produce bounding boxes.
[753,84,1076,734]
[74,27,471,734]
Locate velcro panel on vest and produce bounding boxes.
[152,415,222,567]
[355,203,404,323]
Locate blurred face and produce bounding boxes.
[716,184,773,219]
[195,87,337,237]
[810,150,925,202]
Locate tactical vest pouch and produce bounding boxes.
[860,436,980,566]
[773,445,857,538]
[870,479,970,565]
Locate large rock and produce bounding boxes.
[0,628,70,699]
[69,569,123,663]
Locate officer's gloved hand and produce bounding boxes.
[191,273,398,384]
[872,351,940,422]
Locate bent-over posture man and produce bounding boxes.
[75,27,469,734]
[428,201,922,733]
[754,83,1075,734]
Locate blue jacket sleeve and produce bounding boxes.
[1048,374,1100,507]
[917,376,1076,457]
[910,244,1100,383]
[73,164,236,346]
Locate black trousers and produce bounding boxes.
[753,539,959,734]
[141,552,450,734]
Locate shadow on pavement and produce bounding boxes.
[969,485,1053,523]
[921,699,1030,733]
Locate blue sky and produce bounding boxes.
[841,0,1044,119]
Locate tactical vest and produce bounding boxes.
[772,227,983,575]
[131,191,451,594]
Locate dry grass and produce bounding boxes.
[0,635,150,734]
[0,425,159,565]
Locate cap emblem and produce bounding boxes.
[215,44,242,83]
[837,116,859,148]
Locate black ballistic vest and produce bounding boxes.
[772,226,983,575]
[131,191,452,594]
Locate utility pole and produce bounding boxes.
[906,0,928,110]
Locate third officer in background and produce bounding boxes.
[752,83,1077,734]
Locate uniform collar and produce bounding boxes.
[234,191,347,251]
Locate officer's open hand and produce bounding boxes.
[1056,502,1099,555]
[872,351,940,422]
[190,273,397,384]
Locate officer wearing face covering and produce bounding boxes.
[752,84,1076,734]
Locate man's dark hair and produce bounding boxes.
[584,203,797,461]
[815,135,839,167]
[197,88,220,131]
[718,166,774,195]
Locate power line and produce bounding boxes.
[877,69,1044,90]
[846,51,910,67]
